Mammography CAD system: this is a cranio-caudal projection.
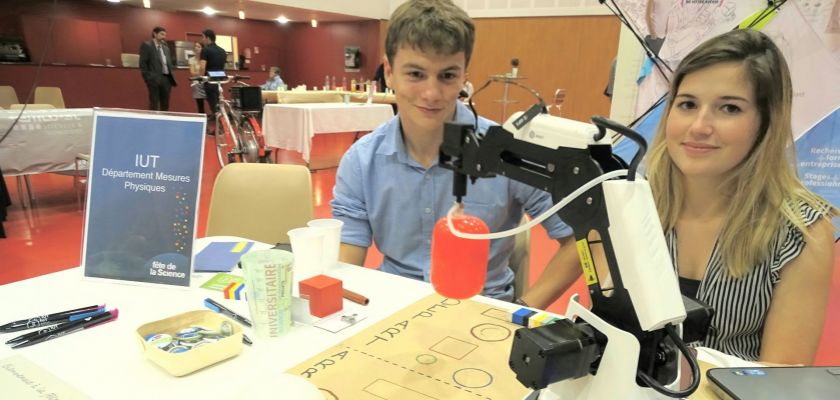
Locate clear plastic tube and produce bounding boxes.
[446,169,631,240]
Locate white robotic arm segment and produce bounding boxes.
[603,180,686,331]
[502,112,610,150]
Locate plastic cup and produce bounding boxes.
[307,219,343,271]
[287,227,326,281]
[240,249,294,338]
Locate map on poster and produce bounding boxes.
[612,1,840,231]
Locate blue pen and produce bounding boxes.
[204,298,252,327]
[5,307,107,345]
[9,310,119,349]
[0,304,104,332]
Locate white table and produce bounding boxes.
[0,108,93,176]
[0,108,94,207]
[0,236,511,399]
[261,103,394,163]
[0,237,752,399]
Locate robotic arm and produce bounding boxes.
[439,111,713,399]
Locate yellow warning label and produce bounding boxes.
[576,239,598,286]
[230,242,248,253]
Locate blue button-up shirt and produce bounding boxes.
[331,102,573,300]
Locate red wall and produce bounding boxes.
[0,0,291,69]
[0,0,383,111]
[284,20,383,89]
[1,64,203,111]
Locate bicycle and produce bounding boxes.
[190,74,272,167]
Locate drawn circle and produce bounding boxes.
[470,323,511,342]
[319,388,338,400]
[416,353,438,365]
[452,368,493,389]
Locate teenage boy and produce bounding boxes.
[331,0,581,307]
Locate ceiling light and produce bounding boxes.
[143,0,150,8]
[238,10,245,19]
[276,16,289,24]
[107,0,121,3]
[201,6,217,15]
[311,19,318,28]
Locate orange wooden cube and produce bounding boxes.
[299,275,343,317]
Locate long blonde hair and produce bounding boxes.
[647,29,836,277]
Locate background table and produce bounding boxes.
[0,108,93,176]
[0,108,93,207]
[261,103,394,163]
[262,90,396,105]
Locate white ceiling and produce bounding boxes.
[108,0,385,23]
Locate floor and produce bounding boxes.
[1,134,838,365]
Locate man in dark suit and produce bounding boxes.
[139,26,177,111]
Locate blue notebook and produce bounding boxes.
[194,241,254,272]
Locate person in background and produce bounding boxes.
[189,42,207,116]
[373,60,388,92]
[331,0,581,305]
[261,66,284,90]
[199,29,227,117]
[138,26,177,111]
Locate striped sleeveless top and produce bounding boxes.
[665,203,826,361]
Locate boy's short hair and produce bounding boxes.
[152,26,165,35]
[385,0,475,66]
[202,29,216,42]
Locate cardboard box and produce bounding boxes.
[136,310,243,376]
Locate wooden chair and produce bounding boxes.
[34,87,65,109]
[0,86,19,109]
[205,163,314,245]
[509,215,532,299]
[74,153,90,210]
[10,104,55,110]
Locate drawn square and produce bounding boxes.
[429,336,477,360]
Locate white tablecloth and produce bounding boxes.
[0,236,452,399]
[0,236,740,399]
[0,108,94,175]
[261,103,394,162]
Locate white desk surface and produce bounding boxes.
[0,236,515,399]
[261,103,394,162]
[0,108,94,176]
[0,237,748,399]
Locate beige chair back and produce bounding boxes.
[10,104,56,110]
[509,215,531,299]
[205,163,314,245]
[34,87,65,109]
[0,86,19,109]
[121,53,140,68]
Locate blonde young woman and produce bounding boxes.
[647,29,837,364]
